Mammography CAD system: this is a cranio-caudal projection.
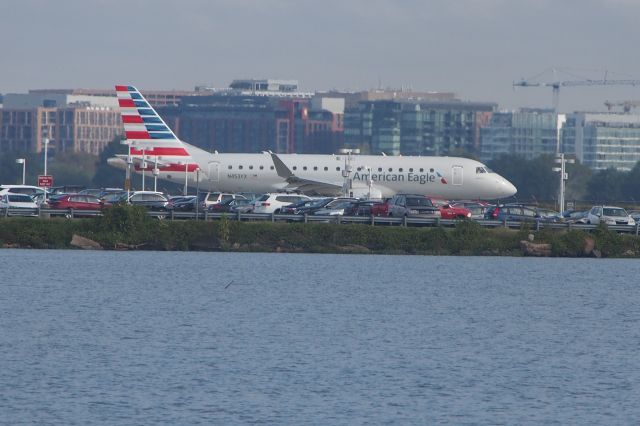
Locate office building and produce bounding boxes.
[344,99,495,156]
[479,109,564,162]
[561,112,640,171]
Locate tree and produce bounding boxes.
[92,137,128,188]
[585,168,627,203]
[488,154,558,202]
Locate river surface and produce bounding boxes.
[1,250,639,425]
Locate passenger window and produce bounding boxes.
[324,167,328,171]
[249,165,253,170]
[388,168,393,172]
[336,167,340,171]
[409,168,413,172]
[303,166,307,171]
[293,166,297,171]
[419,168,424,172]
[228,165,232,169]
[239,165,243,170]
[313,166,318,171]
[259,165,264,170]
[378,167,383,172]
[399,168,403,172]
[270,166,274,170]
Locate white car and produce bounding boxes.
[253,193,311,214]
[0,185,47,205]
[0,193,39,217]
[587,205,636,226]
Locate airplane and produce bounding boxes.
[108,85,517,200]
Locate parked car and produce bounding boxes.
[253,193,312,214]
[279,198,329,215]
[100,191,129,203]
[48,194,110,217]
[0,185,47,205]
[229,199,255,213]
[426,197,472,219]
[370,198,391,217]
[344,199,388,216]
[587,206,636,226]
[387,194,441,218]
[49,185,86,196]
[117,191,169,212]
[485,204,560,222]
[0,193,39,217]
[167,196,198,211]
[451,201,492,220]
[560,209,589,224]
[312,199,358,216]
[208,197,254,213]
[197,192,246,209]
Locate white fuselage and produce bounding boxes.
[116,145,517,200]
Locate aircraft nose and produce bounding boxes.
[501,179,517,197]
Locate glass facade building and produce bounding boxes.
[479,109,561,162]
[561,113,640,171]
[344,100,496,156]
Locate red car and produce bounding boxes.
[426,197,472,219]
[49,194,110,217]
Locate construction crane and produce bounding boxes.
[604,100,640,113]
[513,68,640,112]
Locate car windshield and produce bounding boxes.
[257,194,270,202]
[603,208,628,217]
[406,197,433,207]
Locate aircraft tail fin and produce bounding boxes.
[115,85,194,165]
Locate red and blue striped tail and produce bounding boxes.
[115,85,191,160]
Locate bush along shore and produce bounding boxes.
[1,205,639,257]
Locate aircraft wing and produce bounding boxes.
[270,152,343,196]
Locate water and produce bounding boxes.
[1,250,640,425]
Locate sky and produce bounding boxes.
[2,0,640,112]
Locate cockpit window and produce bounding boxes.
[476,166,494,174]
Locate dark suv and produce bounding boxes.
[484,204,559,222]
[387,194,441,218]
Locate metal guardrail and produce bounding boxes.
[2,207,639,235]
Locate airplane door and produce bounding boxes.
[452,166,463,185]
[208,161,220,183]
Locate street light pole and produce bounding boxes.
[141,149,146,191]
[43,138,49,204]
[553,153,575,215]
[15,158,26,185]
[195,167,200,220]
[153,155,159,192]
[184,162,189,196]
